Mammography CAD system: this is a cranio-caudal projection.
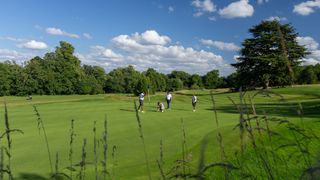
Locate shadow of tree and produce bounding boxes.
[175,91,234,97]
[206,99,320,119]
[119,108,135,112]
[17,173,48,180]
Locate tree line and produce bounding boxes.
[0,41,227,96]
[226,64,320,90]
[1,20,319,96]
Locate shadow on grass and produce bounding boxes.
[207,99,320,118]
[17,173,48,180]
[119,108,135,112]
[171,108,193,112]
[175,91,234,97]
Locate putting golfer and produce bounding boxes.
[157,102,165,112]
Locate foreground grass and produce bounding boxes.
[0,86,319,179]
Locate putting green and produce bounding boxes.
[0,86,319,179]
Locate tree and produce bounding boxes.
[314,64,320,81]
[232,20,309,89]
[51,41,84,94]
[134,74,150,96]
[144,68,167,93]
[24,56,48,94]
[168,70,190,88]
[83,65,106,85]
[202,70,221,89]
[0,61,12,96]
[78,76,104,94]
[81,65,105,94]
[8,62,29,95]
[105,68,125,93]
[104,65,140,93]
[298,66,317,84]
[188,74,203,89]
[225,72,241,91]
[167,78,183,91]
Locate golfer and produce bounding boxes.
[192,94,197,112]
[138,92,145,112]
[157,102,165,112]
[166,92,172,109]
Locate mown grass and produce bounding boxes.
[0,86,319,179]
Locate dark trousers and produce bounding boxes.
[166,99,171,109]
[192,102,196,110]
[138,100,144,111]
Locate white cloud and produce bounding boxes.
[293,0,320,16]
[0,49,36,63]
[219,0,254,19]
[90,46,123,62]
[208,16,217,21]
[265,16,287,22]
[0,36,26,42]
[139,30,171,45]
[102,49,123,60]
[303,50,320,65]
[168,6,175,13]
[78,30,232,75]
[297,36,320,64]
[0,49,20,60]
[311,50,320,58]
[113,30,171,47]
[193,12,204,17]
[46,28,63,35]
[1,36,48,50]
[257,0,269,5]
[200,39,240,51]
[297,36,319,50]
[191,0,216,17]
[46,27,80,38]
[83,33,92,39]
[18,40,48,50]
[303,58,320,65]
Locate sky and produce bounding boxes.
[0,0,320,76]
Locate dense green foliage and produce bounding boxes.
[226,63,320,90]
[232,20,309,89]
[0,41,106,96]
[0,42,226,96]
[296,64,320,84]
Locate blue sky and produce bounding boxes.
[0,0,320,76]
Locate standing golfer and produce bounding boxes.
[138,92,145,112]
[166,92,172,109]
[192,94,197,112]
